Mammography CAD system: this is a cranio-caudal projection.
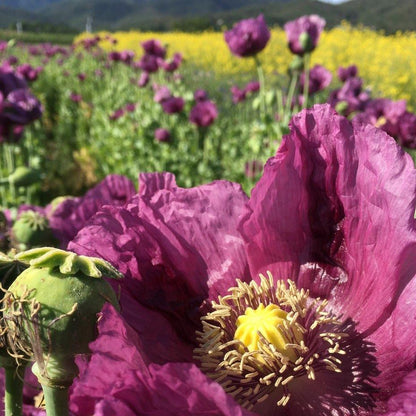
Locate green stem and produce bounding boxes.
[302,53,311,109]
[4,365,25,416]
[41,384,69,416]
[285,70,299,120]
[4,144,16,206]
[254,55,266,121]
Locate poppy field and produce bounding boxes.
[1,13,416,416]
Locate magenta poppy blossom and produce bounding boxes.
[224,14,270,57]
[244,81,260,94]
[189,99,218,127]
[284,15,326,55]
[161,96,185,114]
[153,84,171,103]
[231,85,247,103]
[154,127,171,142]
[337,65,358,82]
[138,71,149,87]
[48,174,136,247]
[109,108,125,121]
[398,111,416,149]
[299,64,332,95]
[54,104,416,415]
[194,89,208,102]
[141,39,166,58]
[137,54,159,73]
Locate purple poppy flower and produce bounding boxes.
[153,85,171,103]
[141,39,166,58]
[109,108,125,121]
[299,64,332,95]
[108,51,122,62]
[398,111,416,149]
[138,71,149,87]
[48,174,135,247]
[284,15,326,55]
[244,81,260,94]
[161,96,185,114]
[137,54,159,73]
[58,104,416,415]
[189,99,218,127]
[231,85,247,103]
[194,89,208,102]
[154,127,171,142]
[124,102,136,112]
[16,63,42,82]
[224,14,270,57]
[0,41,7,53]
[69,92,82,103]
[160,52,183,72]
[329,77,370,115]
[337,65,358,82]
[77,72,86,82]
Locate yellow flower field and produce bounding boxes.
[76,23,416,108]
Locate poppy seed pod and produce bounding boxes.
[3,247,123,415]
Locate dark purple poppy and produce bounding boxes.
[0,41,7,53]
[224,14,270,57]
[244,81,260,94]
[124,103,136,112]
[161,96,185,114]
[137,54,160,73]
[284,15,326,55]
[109,108,125,121]
[48,174,136,247]
[194,89,208,102]
[189,100,218,127]
[299,64,332,95]
[160,53,183,72]
[154,127,171,142]
[141,39,166,58]
[337,65,358,82]
[398,111,416,149]
[69,92,82,103]
[231,85,247,104]
[328,77,370,115]
[16,64,42,82]
[77,73,86,82]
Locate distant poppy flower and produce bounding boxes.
[161,96,185,114]
[194,89,208,102]
[224,14,270,57]
[231,85,247,103]
[244,80,260,94]
[154,127,171,142]
[138,72,149,87]
[109,108,125,120]
[124,103,136,112]
[189,99,218,127]
[337,65,358,82]
[398,111,416,149]
[299,64,332,94]
[141,39,166,58]
[137,54,159,73]
[77,73,86,82]
[153,85,171,103]
[284,15,326,55]
[69,92,82,103]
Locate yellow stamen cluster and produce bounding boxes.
[194,272,351,411]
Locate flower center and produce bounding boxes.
[194,273,379,415]
[234,303,301,363]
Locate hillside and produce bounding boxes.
[0,0,415,34]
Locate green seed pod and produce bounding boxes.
[3,247,123,416]
[289,55,304,72]
[299,31,313,54]
[11,211,56,249]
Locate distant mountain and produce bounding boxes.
[0,0,415,34]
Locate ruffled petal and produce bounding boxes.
[69,173,249,361]
[378,369,416,415]
[50,174,136,247]
[71,305,254,416]
[239,104,416,335]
